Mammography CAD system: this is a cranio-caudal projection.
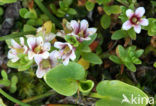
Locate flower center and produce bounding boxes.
[34,45,42,54]
[130,15,140,25]
[15,48,24,53]
[132,17,138,23]
[63,46,70,54]
[40,59,51,69]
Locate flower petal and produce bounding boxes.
[28,51,35,60]
[56,30,65,38]
[49,51,58,67]
[43,42,51,51]
[40,51,49,59]
[34,55,43,65]
[70,20,79,31]
[23,46,28,53]
[70,50,76,61]
[8,50,19,62]
[140,18,149,26]
[63,58,70,65]
[36,68,47,78]
[122,20,132,30]
[50,50,58,59]
[80,19,88,31]
[45,33,56,42]
[27,37,36,50]
[126,9,134,18]
[54,42,65,49]
[66,43,73,50]
[86,28,97,36]
[134,25,141,34]
[135,7,145,17]
[80,37,91,41]
[11,39,21,48]
[37,27,42,33]
[20,37,25,45]
[36,36,44,46]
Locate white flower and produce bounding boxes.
[69,19,97,42]
[122,7,149,34]
[27,36,51,62]
[54,42,76,65]
[37,27,56,42]
[35,51,58,78]
[8,37,28,62]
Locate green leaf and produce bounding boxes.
[7,57,33,71]
[19,8,28,18]
[153,62,156,68]
[125,62,136,72]
[111,30,127,40]
[116,0,129,5]
[119,6,128,23]
[65,35,79,47]
[63,0,73,7]
[131,57,142,65]
[23,24,36,32]
[0,7,4,16]
[82,53,102,64]
[49,3,57,14]
[85,1,95,11]
[96,0,104,5]
[56,9,66,17]
[82,33,97,45]
[128,28,136,40]
[96,80,148,106]
[110,5,121,14]
[127,46,136,53]
[26,19,36,26]
[118,45,127,59]
[79,44,91,53]
[79,80,94,95]
[67,8,77,15]
[103,0,111,5]
[10,75,18,93]
[135,50,144,58]
[109,55,122,64]
[0,0,17,4]
[44,62,85,96]
[0,31,35,41]
[24,11,37,19]
[59,1,66,9]
[103,5,121,15]
[1,70,8,80]
[100,14,111,29]
[0,97,6,106]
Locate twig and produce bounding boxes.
[22,90,56,103]
[0,88,30,106]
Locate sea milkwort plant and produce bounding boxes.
[0,0,156,105]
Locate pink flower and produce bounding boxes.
[35,51,58,78]
[122,7,149,34]
[8,37,28,62]
[27,36,51,62]
[54,42,76,65]
[69,19,97,42]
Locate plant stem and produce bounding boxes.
[0,89,30,106]
[89,93,107,99]
[22,90,56,103]
[0,31,36,41]
[34,0,62,28]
